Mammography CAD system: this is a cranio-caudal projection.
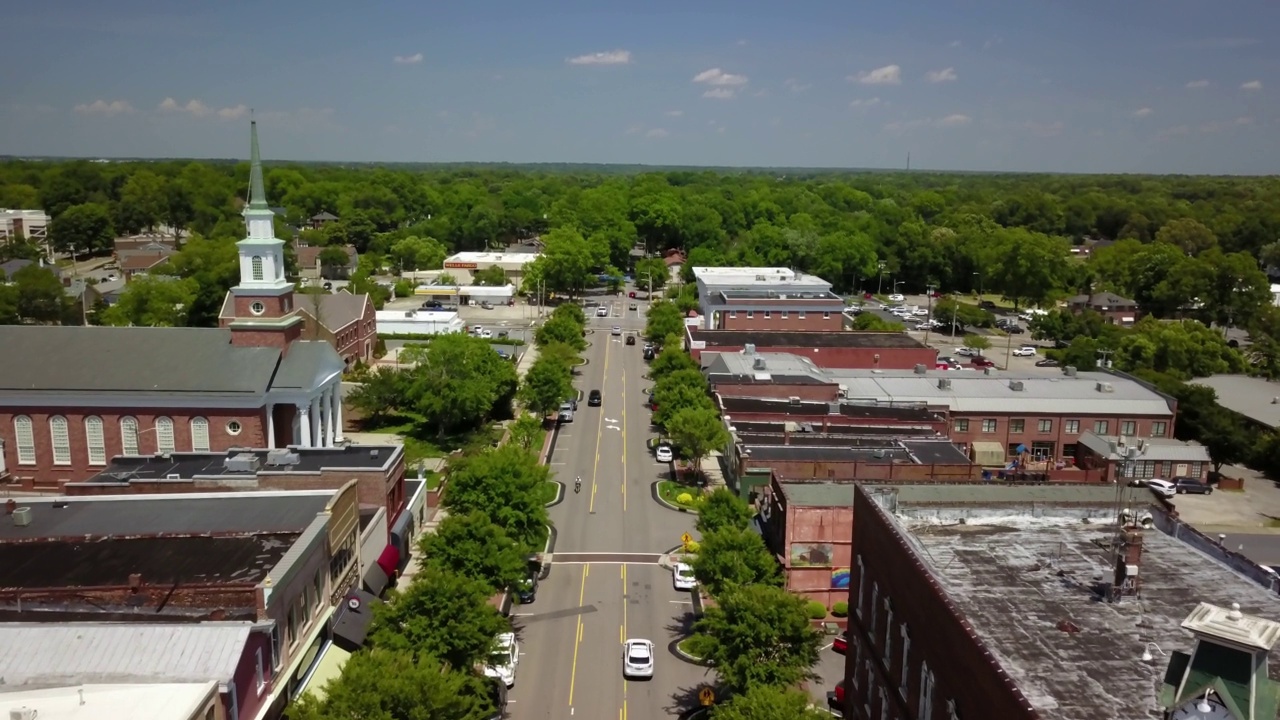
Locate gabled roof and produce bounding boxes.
[292,290,368,331]
[0,258,60,279]
[118,250,173,272]
[311,211,339,221]
[297,244,358,269]
[1068,291,1137,307]
[272,340,346,390]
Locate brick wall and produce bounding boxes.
[228,323,303,350]
[718,311,844,332]
[712,382,841,401]
[782,503,854,610]
[843,485,1035,720]
[693,344,936,369]
[946,412,1176,458]
[0,582,258,618]
[1,407,268,488]
[741,457,980,482]
[717,410,950,436]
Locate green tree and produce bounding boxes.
[648,342,699,380]
[812,231,878,293]
[963,333,991,352]
[369,567,508,670]
[535,314,587,351]
[390,235,448,271]
[536,227,599,296]
[97,275,200,327]
[507,414,544,451]
[318,246,351,276]
[472,265,508,286]
[550,302,586,327]
[665,406,730,473]
[443,443,550,550]
[850,313,904,332]
[933,297,995,330]
[518,353,574,415]
[1155,217,1218,255]
[692,528,782,598]
[115,170,168,234]
[404,333,518,437]
[48,202,115,254]
[710,685,833,720]
[988,228,1069,309]
[346,366,411,424]
[688,584,821,694]
[10,264,70,324]
[422,511,529,592]
[1115,318,1245,379]
[0,284,17,324]
[644,300,685,343]
[288,649,496,720]
[634,257,669,293]
[696,488,754,536]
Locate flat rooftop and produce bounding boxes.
[779,481,858,507]
[689,327,927,349]
[444,251,539,265]
[707,288,844,305]
[1192,374,1280,429]
[743,439,969,465]
[705,351,829,384]
[0,683,218,720]
[85,444,401,484]
[718,395,941,423]
[889,498,1280,720]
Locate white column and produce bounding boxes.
[325,384,337,447]
[320,390,333,447]
[333,384,345,443]
[298,403,312,447]
[310,397,322,448]
[266,404,276,449]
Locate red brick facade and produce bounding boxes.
[228,292,294,318]
[945,412,1174,460]
[840,485,1035,720]
[693,344,936,369]
[295,299,377,368]
[228,321,305,350]
[713,382,840,401]
[714,308,844,331]
[735,454,980,482]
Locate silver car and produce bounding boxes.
[623,638,655,679]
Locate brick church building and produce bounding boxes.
[0,122,348,490]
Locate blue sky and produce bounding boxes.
[1,0,1277,173]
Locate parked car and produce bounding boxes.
[955,347,977,357]
[833,631,848,654]
[596,306,609,317]
[971,356,996,368]
[828,680,849,716]
[979,300,997,310]
[622,639,655,679]
[673,562,697,590]
[912,307,929,316]
[1012,346,1037,357]
[612,326,622,336]
[558,402,574,423]
[480,301,493,309]
[484,633,520,688]
[484,677,508,720]
[1035,358,1060,368]
[1005,324,1025,334]
[1173,477,1213,494]
[1144,479,1177,498]
[643,346,656,361]
[588,389,602,406]
[655,444,674,463]
[516,566,539,604]
[888,293,905,302]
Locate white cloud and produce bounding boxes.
[1241,80,1263,90]
[664,110,684,117]
[158,97,211,116]
[783,78,811,93]
[645,128,669,138]
[925,67,957,83]
[849,64,901,85]
[567,50,631,66]
[935,113,971,127]
[736,39,748,46]
[948,40,962,48]
[217,104,248,120]
[693,68,748,86]
[625,124,645,135]
[73,99,135,116]
[702,87,736,99]
[393,53,423,65]
[1185,79,1210,89]
[849,97,882,108]
[1132,107,1153,118]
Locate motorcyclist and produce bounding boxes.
[575,476,582,493]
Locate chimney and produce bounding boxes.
[5,499,15,515]
[1112,524,1144,599]
[913,364,927,375]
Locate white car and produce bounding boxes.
[1012,346,1037,357]
[878,303,890,310]
[1144,479,1176,499]
[623,638,655,679]
[673,562,697,590]
[484,632,519,688]
[480,329,494,339]
[912,308,929,316]
[955,347,977,357]
[596,306,609,317]
[655,444,674,463]
[888,293,905,302]
[612,326,622,336]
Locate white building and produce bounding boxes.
[1,209,51,257]
[442,251,540,285]
[375,309,465,336]
[414,283,516,304]
[1271,283,1280,307]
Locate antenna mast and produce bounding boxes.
[906,152,911,171]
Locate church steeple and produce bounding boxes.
[247,119,269,211]
[230,121,293,306]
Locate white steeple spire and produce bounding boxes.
[233,120,291,296]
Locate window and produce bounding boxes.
[227,420,242,436]
[1038,419,1053,433]
[981,419,997,433]
[883,599,894,662]
[286,600,301,648]
[251,255,264,281]
[870,582,879,637]
[729,311,737,318]
[947,699,960,720]
[899,624,911,695]
[781,311,789,319]
[255,648,266,693]
[1009,419,1025,434]
[250,301,266,316]
[1094,420,1109,434]
[313,570,325,615]
[856,556,865,618]
[13,416,35,465]
[763,311,771,318]
[747,311,754,318]
[823,311,832,319]
[798,311,806,319]
[270,625,282,671]
[84,416,105,465]
[1121,420,1137,436]
[918,662,934,720]
[853,631,863,688]
[155,417,175,454]
[190,417,210,452]
[953,419,969,432]
[1065,419,1080,434]
[1152,421,1167,437]
[864,661,874,699]
[49,416,70,465]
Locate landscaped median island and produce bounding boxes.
[657,479,704,512]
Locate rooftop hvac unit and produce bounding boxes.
[744,343,756,354]
[404,311,414,318]
[753,357,767,370]
[914,364,928,375]
[1009,381,1025,391]
[166,473,181,480]
[789,396,801,405]
[873,449,887,459]
[12,708,38,720]
[1096,381,1114,393]
[265,449,301,466]
[1064,366,1078,377]
[11,507,31,527]
[224,452,261,474]
[983,367,994,376]
[937,378,952,390]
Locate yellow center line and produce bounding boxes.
[621,344,628,512]
[588,334,612,513]
[567,564,589,707]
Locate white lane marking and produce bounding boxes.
[669,600,693,605]
[604,418,618,424]
[820,642,833,651]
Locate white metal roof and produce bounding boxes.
[0,683,218,720]
[444,252,539,267]
[0,623,253,686]
[1074,431,1210,462]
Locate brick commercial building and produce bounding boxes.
[223,289,377,370]
[1073,431,1212,484]
[0,123,350,489]
[1067,291,1141,325]
[686,328,936,369]
[837,482,1280,720]
[732,438,976,484]
[692,266,846,332]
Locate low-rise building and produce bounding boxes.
[1074,431,1211,483]
[308,211,339,230]
[375,308,465,336]
[119,248,175,280]
[838,482,1280,720]
[0,208,50,250]
[687,329,935,369]
[1191,374,1280,431]
[442,251,540,286]
[734,438,976,484]
[692,266,845,332]
[290,291,376,368]
[0,682,225,720]
[1067,291,1140,325]
[295,243,358,280]
[412,283,516,306]
[761,481,855,612]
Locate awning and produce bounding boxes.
[363,561,390,597]
[376,544,400,579]
[302,644,351,700]
[332,590,382,652]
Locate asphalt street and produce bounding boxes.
[507,291,708,720]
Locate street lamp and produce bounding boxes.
[972,271,983,301]
[876,261,887,296]
[893,280,904,296]
[924,285,935,346]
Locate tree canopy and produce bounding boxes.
[688,584,822,694]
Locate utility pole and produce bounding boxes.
[906,152,911,171]
[876,261,887,296]
[924,285,935,347]
[1004,321,1015,369]
[1096,348,1114,369]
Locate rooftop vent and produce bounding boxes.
[873,449,887,459]
[1064,366,1078,377]
[1009,380,1025,392]
[11,507,31,527]
[1096,381,1114,393]
[404,311,414,318]
[913,364,928,375]
[983,367,994,376]
[789,396,801,405]
[937,378,952,391]
[265,449,300,466]
[12,708,38,720]
[743,343,756,354]
[753,357,767,370]
[224,452,260,474]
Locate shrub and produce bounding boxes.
[676,492,694,506]
[683,541,700,554]
[805,601,828,620]
[831,601,849,618]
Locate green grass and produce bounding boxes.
[658,480,703,510]
[677,636,706,659]
[424,471,443,491]
[359,412,503,466]
[538,481,560,505]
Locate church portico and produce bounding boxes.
[265,380,345,450]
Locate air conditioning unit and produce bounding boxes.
[1064,366,1078,377]
[753,357,767,370]
[914,364,928,375]
[1009,381,1025,391]
[1096,381,1114,393]
[224,452,260,473]
[789,396,801,405]
[12,708,39,720]
[937,378,952,390]
[265,449,300,466]
[12,508,31,527]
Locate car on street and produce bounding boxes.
[629,303,637,310]
[628,291,637,298]
[913,308,929,316]
[557,402,574,423]
[1035,358,1060,367]
[655,444,674,463]
[612,326,622,336]
[955,347,977,357]
[480,329,493,339]
[833,631,848,654]
[888,293,905,302]
[625,334,636,345]
[588,389,602,406]
[622,639,655,679]
[596,306,609,317]
[1143,479,1177,498]
[937,356,961,369]
[673,562,697,590]
[480,301,493,309]
[1005,324,1025,334]
[1173,477,1213,494]
[484,633,520,687]
[971,356,996,368]
[878,303,890,310]
[516,564,539,604]
[471,324,485,334]
[1012,346,1037,357]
